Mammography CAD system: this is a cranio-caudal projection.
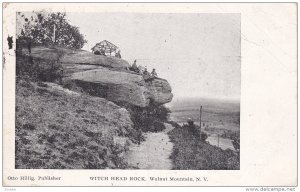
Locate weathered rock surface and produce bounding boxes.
[60,51,130,69]
[146,79,173,105]
[21,46,173,107]
[70,67,173,107]
[22,46,130,70]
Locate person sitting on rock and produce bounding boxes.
[143,67,154,82]
[138,65,144,75]
[151,68,158,78]
[130,60,139,73]
[143,67,151,76]
[115,50,121,59]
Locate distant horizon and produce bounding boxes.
[166,95,240,110]
[171,95,240,103]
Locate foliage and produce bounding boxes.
[127,104,171,132]
[17,12,87,49]
[181,123,208,141]
[16,55,63,83]
[200,132,208,141]
[168,122,239,170]
[232,137,240,151]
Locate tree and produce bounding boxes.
[17,12,87,49]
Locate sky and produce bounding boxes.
[67,13,240,101]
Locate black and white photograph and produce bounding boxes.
[15,11,240,170]
[2,2,297,188]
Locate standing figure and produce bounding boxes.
[27,38,32,54]
[186,118,200,138]
[143,67,151,76]
[115,50,122,58]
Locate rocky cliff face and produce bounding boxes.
[59,48,173,107]
[20,46,173,107]
[146,79,173,105]
[70,67,173,107]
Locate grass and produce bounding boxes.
[15,79,138,169]
[168,122,239,170]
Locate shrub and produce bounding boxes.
[16,55,63,83]
[61,79,83,93]
[200,132,208,141]
[126,103,171,133]
[168,122,239,170]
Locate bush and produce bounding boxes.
[200,132,208,141]
[149,121,165,132]
[61,79,83,93]
[232,139,240,151]
[126,104,170,133]
[16,55,63,83]
[168,124,239,170]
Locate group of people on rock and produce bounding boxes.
[129,60,158,80]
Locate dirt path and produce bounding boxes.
[125,123,174,169]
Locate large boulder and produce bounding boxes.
[146,78,173,105]
[70,67,173,107]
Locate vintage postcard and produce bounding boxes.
[2,3,297,187]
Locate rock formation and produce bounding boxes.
[70,67,173,107]
[20,46,173,107]
[61,51,130,69]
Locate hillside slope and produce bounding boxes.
[15,79,138,169]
